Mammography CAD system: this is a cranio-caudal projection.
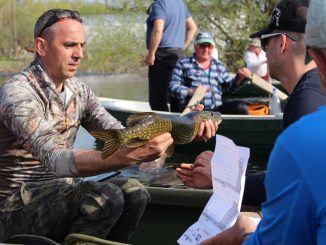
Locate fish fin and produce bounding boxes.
[90,130,114,141]
[90,130,120,159]
[126,112,156,127]
[166,143,175,158]
[101,138,120,159]
[125,138,147,148]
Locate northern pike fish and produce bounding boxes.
[91,111,222,159]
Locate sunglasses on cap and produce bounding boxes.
[37,10,82,37]
[260,32,297,51]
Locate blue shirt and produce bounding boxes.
[146,0,190,49]
[168,55,238,110]
[244,105,326,245]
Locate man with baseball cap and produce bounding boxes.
[240,0,326,210]
[200,0,326,244]
[175,0,326,209]
[194,32,216,46]
[169,32,252,113]
[242,0,326,209]
[243,0,326,209]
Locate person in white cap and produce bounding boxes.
[244,38,268,80]
[199,0,326,244]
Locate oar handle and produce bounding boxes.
[250,74,288,101]
[180,85,206,116]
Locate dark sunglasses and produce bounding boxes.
[37,10,82,37]
[260,32,297,51]
[199,43,213,49]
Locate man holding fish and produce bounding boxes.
[0,9,218,244]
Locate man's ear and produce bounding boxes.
[309,48,326,89]
[279,34,287,54]
[35,37,47,57]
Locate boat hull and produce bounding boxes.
[131,186,212,245]
[99,97,282,169]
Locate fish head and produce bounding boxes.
[170,111,222,144]
[184,111,222,125]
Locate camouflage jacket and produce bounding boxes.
[0,57,123,205]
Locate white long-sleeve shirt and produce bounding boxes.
[244,50,268,77]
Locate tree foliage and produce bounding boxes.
[187,0,278,71]
[0,0,279,73]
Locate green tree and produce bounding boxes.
[187,0,278,71]
[0,0,278,74]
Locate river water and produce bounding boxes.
[77,73,148,101]
[73,73,148,148]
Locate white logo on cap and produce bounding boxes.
[270,7,281,27]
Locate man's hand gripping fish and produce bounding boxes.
[91,111,222,159]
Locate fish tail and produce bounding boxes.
[90,130,115,141]
[90,130,121,159]
[101,138,120,159]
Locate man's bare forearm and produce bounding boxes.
[184,16,197,49]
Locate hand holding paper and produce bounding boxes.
[178,135,250,245]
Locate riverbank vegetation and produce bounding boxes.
[0,0,278,76]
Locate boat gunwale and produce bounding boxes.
[98,97,283,121]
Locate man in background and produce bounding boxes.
[168,32,251,113]
[244,38,268,81]
[145,0,197,112]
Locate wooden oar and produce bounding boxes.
[250,74,288,101]
[180,85,206,116]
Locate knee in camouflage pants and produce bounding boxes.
[0,176,150,243]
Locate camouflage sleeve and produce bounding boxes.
[0,80,78,177]
[77,80,124,131]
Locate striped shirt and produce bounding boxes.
[169,55,238,110]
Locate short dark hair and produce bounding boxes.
[34,9,82,38]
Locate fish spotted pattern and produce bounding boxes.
[91,111,222,159]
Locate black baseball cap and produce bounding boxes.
[250,0,307,38]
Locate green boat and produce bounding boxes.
[223,80,287,99]
[99,97,283,169]
[92,165,260,245]
[132,186,212,245]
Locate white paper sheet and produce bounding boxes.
[178,135,250,245]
